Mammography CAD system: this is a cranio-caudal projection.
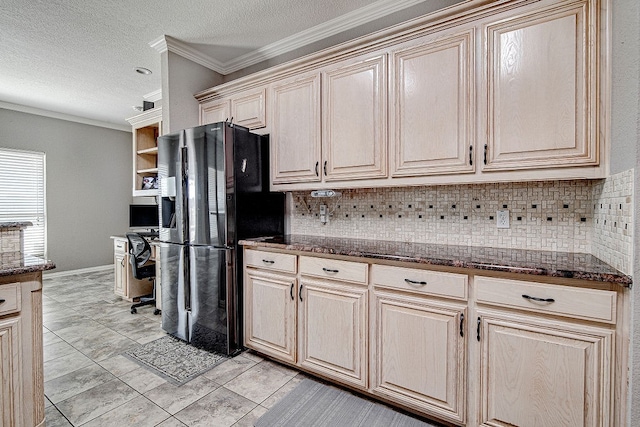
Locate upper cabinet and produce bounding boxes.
[199,88,266,129]
[390,28,475,177]
[196,0,608,191]
[270,73,322,184]
[270,52,387,185]
[322,53,388,181]
[482,0,599,171]
[127,107,162,197]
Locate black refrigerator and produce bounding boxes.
[157,122,284,355]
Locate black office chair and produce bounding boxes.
[126,233,160,315]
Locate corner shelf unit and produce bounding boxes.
[126,107,162,197]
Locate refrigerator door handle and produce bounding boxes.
[181,146,189,243]
[183,245,191,311]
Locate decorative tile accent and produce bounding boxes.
[290,170,634,274]
[0,228,22,254]
[592,169,634,274]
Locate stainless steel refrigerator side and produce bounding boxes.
[158,130,186,244]
[159,242,189,341]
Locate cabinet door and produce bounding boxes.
[371,289,466,424]
[0,317,22,427]
[114,253,126,297]
[390,29,475,177]
[298,278,367,388]
[231,88,266,129]
[201,99,230,125]
[322,54,387,181]
[478,312,613,427]
[244,269,297,363]
[270,74,321,184]
[483,0,598,171]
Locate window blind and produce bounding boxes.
[0,148,46,257]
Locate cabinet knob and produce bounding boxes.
[0,299,5,304]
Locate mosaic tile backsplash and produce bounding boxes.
[289,169,634,275]
[0,228,22,255]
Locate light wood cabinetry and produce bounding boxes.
[243,249,298,362]
[322,53,387,181]
[298,275,368,388]
[200,88,267,129]
[197,0,608,191]
[242,247,625,427]
[390,28,475,177]
[371,289,466,424]
[370,264,467,424]
[112,237,154,302]
[481,0,600,172]
[127,107,162,197]
[474,275,616,427]
[270,73,322,184]
[0,272,45,427]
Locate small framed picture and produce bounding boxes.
[142,176,157,190]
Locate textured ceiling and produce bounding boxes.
[0,0,450,129]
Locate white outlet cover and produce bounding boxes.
[497,210,510,229]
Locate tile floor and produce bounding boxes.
[42,269,307,426]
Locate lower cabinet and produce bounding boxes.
[0,273,45,426]
[477,311,613,427]
[0,317,21,426]
[112,236,154,302]
[242,248,623,427]
[244,268,297,363]
[298,277,368,388]
[370,288,466,424]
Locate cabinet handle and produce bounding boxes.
[477,317,481,342]
[261,259,275,264]
[469,145,473,166]
[121,259,125,267]
[404,278,427,286]
[290,283,294,301]
[324,160,327,176]
[322,268,339,273]
[522,294,555,303]
[459,313,464,337]
[315,162,319,176]
[299,284,303,301]
[483,144,488,165]
[0,299,5,304]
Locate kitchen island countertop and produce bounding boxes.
[0,252,56,277]
[240,234,632,287]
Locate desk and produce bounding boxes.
[110,235,161,310]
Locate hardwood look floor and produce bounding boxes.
[42,269,307,426]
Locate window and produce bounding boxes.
[0,148,46,257]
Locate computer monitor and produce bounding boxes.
[129,204,159,230]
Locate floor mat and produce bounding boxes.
[123,335,227,385]
[255,378,444,427]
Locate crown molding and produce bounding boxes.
[222,0,429,73]
[150,35,227,74]
[150,0,429,75]
[0,101,131,132]
[143,89,162,103]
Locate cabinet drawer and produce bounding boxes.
[299,256,368,284]
[0,283,21,316]
[245,249,297,274]
[371,264,467,300]
[475,276,617,323]
[114,239,127,255]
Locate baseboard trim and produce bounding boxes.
[44,264,112,278]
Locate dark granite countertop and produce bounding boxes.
[0,221,33,230]
[0,252,56,277]
[239,235,633,287]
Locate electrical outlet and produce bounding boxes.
[320,204,328,224]
[497,210,510,229]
